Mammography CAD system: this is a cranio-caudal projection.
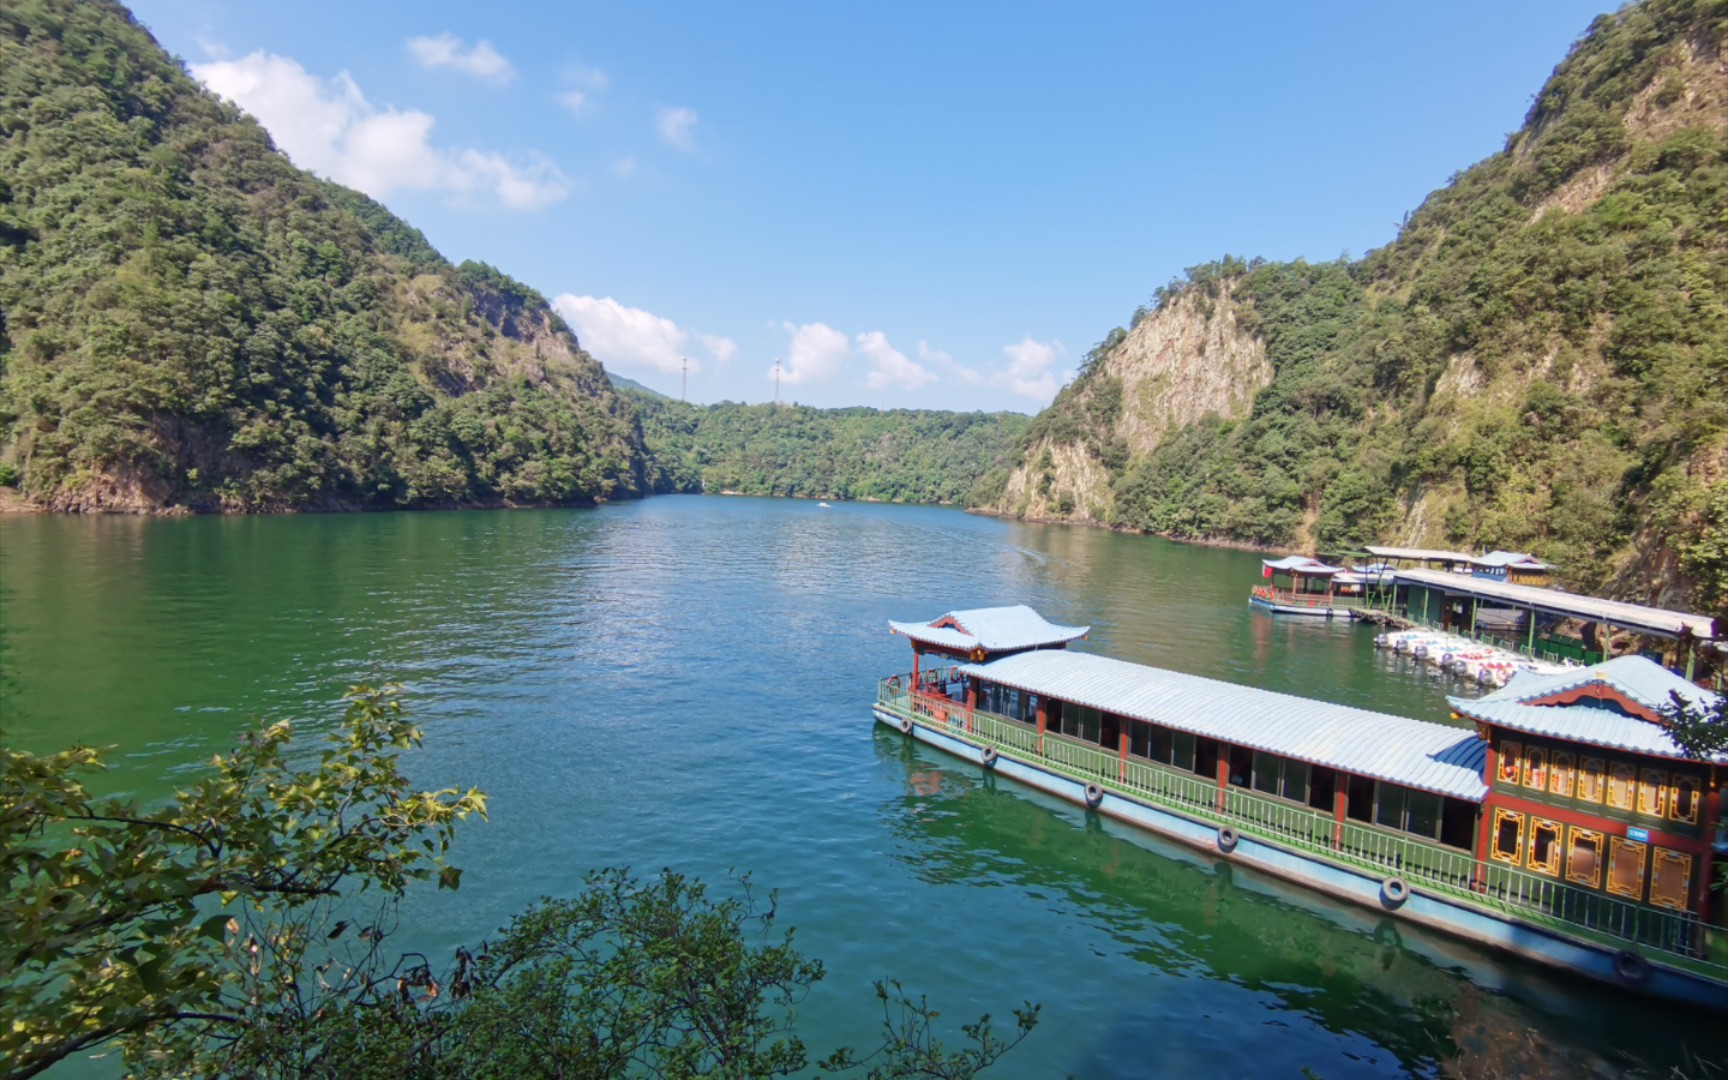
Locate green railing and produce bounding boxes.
[875,677,1725,977]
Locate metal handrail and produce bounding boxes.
[1250,586,1369,609]
[875,677,1724,975]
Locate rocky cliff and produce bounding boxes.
[984,0,1728,619]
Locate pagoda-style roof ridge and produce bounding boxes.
[1449,656,1723,763]
[1475,655,1713,713]
[888,605,1089,654]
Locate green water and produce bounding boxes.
[2,497,1722,1077]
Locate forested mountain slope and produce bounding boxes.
[0,0,645,512]
[628,391,1030,505]
[988,0,1728,618]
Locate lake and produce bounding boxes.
[3,496,1723,1077]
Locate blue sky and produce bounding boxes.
[129,1,1611,412]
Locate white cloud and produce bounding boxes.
[407,33,515,84]
[918,340,985,386]
[552,295,732,378]
[698,333,737,365]
[657,106,699,151]
[1000,336,1062,400]
[612,155,639,180]
[192,51,567,211]
[195,33,229,59]
[564,63,610,91]
[555,90,590,116]
[859,331,936,391]
[778,322,850,385]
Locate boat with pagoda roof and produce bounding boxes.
[873,605,1728,1008]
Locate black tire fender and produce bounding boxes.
[1083,782,1104,808]
[899,716,913,735]
[1614,949,1650,985]
[1217,826,1239,853]
[1381,876,1410,908]
[981,746,999,768]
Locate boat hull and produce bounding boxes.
[873,705,1728,1012]
[1248,595,1350,618]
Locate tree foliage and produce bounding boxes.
[0,0,644,512]
[628,392,1031,507]
[2,691,1036,1080]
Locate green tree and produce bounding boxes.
[2,690,1036,1079]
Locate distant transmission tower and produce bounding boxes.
[681,357,688,402]
[773,359,782,405]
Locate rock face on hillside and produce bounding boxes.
[983,0,1728,620]
[994,286,1268,523]
[0,0,644,512]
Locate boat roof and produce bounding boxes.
[1262,556,1343,574]
[1473,550,1550,570]
[1448,656,1723,762]
[1392,568,1717,640]
[958,650,1487,801]
[888,605,1089,654]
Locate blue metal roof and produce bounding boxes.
[888,605,1090,654]
[1392,569,1716,640]
[958,650,1487,801]
[1262,556,1342,574]
[1449,656,1723,762]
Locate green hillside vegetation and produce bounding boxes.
[1009,0,1728,617]
[629,391,1031,505]
[0,0,644,512]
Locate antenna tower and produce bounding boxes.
[681,357,688,402]
[774,359,782,405]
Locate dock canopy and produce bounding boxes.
[1470,550,1550,573]
[958,650,1488,800]
[888,605,1089,659]
[1449,656,1724,762]
[1393,568,1717,642]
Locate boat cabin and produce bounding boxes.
[1450,659,1725,924]
[887,604,1088,696]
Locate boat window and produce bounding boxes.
[1607,763,1636,811]
[1565,828,1604,888]
[1148,725,1173,764]
[1076,706,1100,745]
[1521,746,1547,790]
[1194,737,1219,780]
[1496,740,1522,785]
[1606,836,1647,900]
[1172,730,1196,773]
[1577,757,1605,803]
[1548,752,1575,799]
[1252,751,1280,796]
[1490,809,1523,865]
[1440,798,1477,850]
[1284,761,1310,805]
[1637,769,1667,818]
[1405,789,1441,841]
[1671,775,1701,825]
[1376,783,1406,830]
[1649,849,1693,911]
[1526,819,1562,876]
[1129,718,1150,758]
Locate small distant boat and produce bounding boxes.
[818,501,832,508]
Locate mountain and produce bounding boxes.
[0,0,645,512]
[607,371,671,399]
[986,0,1728,618]
[625,390,1031,505]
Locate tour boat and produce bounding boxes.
[873,605,1728,1009]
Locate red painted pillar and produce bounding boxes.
[1333,785,1348,849]
[1696,781,1722,917]
[1475,735,1498,891]
[1215,745,1230,812]
[1119,732,1129,782]
[1035,700,1047,755]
